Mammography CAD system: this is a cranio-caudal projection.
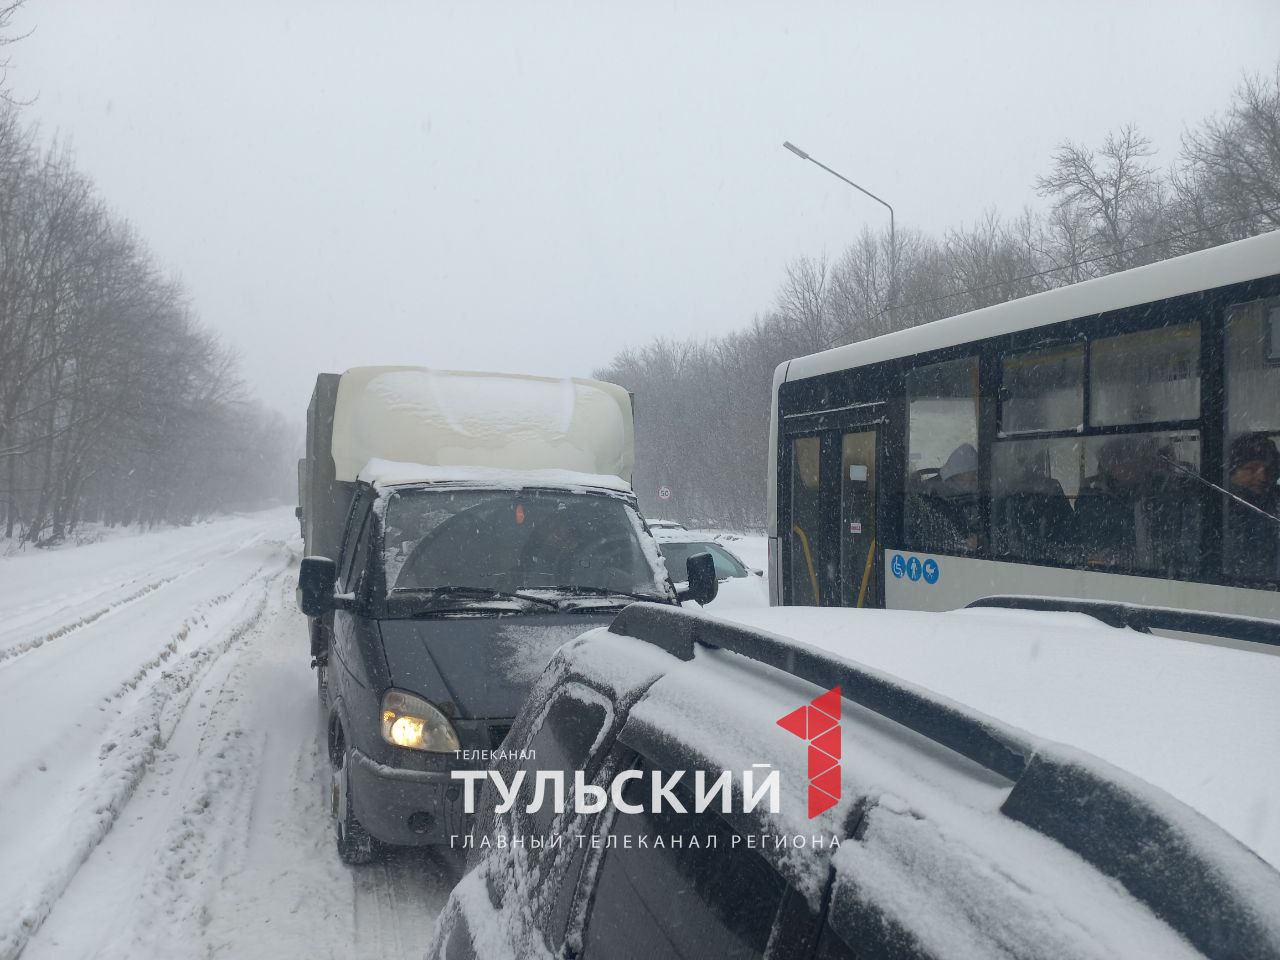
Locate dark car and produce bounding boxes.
[429,603,1280,960]
[298,469,717,863]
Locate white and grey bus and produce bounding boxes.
[767,230,1280,627]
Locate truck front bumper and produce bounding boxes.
[349,748,472,847]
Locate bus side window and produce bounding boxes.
[991,344,1084,564]
[1074,432,1202,578]
[1224,299,1280,585]
[905,357,981,556]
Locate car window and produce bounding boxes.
[510,684,615,947]
[517,685,612,836]
[659,541,747,579]
[339,500,373,592]
[578,758,787,960]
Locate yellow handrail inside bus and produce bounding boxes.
[791,524,820,603]
[856,537,876,608]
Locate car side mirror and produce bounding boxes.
[678,552,719,606]
[298,556,340,617]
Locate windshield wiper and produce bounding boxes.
[531,586,666,603]
[397,586,560,610]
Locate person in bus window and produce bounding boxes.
[930,443,983,554]
[992,448,1077,563]
[1074,436,1158,569]
[1224,432,1280,582]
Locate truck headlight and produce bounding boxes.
[380,689,460,752]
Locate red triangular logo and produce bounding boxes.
[811,687,841,721]
[811,725,841,759]
[812,764,841,798]
[777,706,807,739]
[808,784,839,818]
[808,744,837,779]
[807,706,837,738]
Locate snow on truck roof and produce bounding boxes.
[330,367,634,484]
[783,228,1280,383]
[356,458,634,494]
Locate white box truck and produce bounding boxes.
[296,367,715,862]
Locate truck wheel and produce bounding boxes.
[316,661,329,710]
[331,740,378,865]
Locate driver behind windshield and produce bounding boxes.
[519,502,595,584]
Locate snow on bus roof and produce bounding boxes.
[711,605,1280,871]
[357,457,634,494]
[784,229,1280,383]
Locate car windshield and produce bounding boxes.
[382,487,668,600]
[657,541,747,579]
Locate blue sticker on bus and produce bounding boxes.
[906,556,922,582]
[922,558,940,584]
[890,554,906,579]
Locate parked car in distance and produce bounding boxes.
[653,528,767,608]
[429,601,1280,960]
[645,518,686,531]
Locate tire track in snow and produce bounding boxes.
[0,546,290,960]
[0,531,274,670]
[19,547,463,960]
[0,574,181,667]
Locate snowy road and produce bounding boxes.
[0,511,457,960]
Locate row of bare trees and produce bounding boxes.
[599,67,1280,528]
[0,102,295,545]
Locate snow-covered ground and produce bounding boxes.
[0,510,459,960]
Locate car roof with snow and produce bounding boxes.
[355,457,635,495]
[650,527,734,544]
[552,603,1280,959]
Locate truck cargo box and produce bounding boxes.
[300,367,635,562]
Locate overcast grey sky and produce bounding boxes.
[7,1,1279,414]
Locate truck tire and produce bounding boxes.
[316,661,329,711]
[331,737,378,865]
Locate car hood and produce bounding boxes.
[377,614,613,720]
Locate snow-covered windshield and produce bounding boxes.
[382,487,667,600]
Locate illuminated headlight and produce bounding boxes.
[380,689,460,752]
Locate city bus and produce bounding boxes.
[767,230,1280,630]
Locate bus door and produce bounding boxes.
[840,429,881,608]
[785,426,882,607]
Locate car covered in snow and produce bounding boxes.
[296,368,718,863]
[645,518,686,531]
[429,600,1280,960]
[652,528,768,608]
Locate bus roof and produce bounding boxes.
[783,229,1280,384]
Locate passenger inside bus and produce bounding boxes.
[1224,432,1280,583]
[1074,436,1201,574]
[991,447,1076,563]
[912,443,983,554]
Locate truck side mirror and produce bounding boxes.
[298,556,339,617]
[679,552,719,606]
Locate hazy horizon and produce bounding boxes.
[7,1,1279,414]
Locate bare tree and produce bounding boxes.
[1174,66,1280,243]
[1036,124,1161,271]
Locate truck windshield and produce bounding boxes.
[382,487,668,600]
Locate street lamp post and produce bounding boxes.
[782,140,897,321]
